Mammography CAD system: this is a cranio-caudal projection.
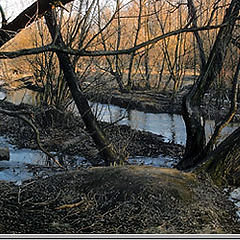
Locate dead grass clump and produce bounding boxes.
[0,166,238,234]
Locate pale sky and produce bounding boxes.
[1,0,32,21]
[1,0,126,25]
[1,0,112,22]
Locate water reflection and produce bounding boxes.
[170,114,176,143]
[128,155,178,168]
[204,119,238,145]
[0,88,239,183]
[0,136,49,165]
[1,89,240,146]
[91,103,239,146]
[0,136,88,184]
[0,164,33,185]
[0,91,5,100]
[91,103,186,144]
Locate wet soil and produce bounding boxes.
[0,101,183,165]
[0,166,239,234]
[86,88,240,122]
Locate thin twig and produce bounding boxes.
[55,200,85,210]
[0,108,64,168]
[29,190,62,206]
[0,23,230,59]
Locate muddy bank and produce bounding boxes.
[0,101,183,165]
[0,97,239,234]
[0,166,238,234]
[86,89,240,123]
[86,90,182,114]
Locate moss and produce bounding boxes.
[129,167,196,202]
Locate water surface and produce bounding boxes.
[91,102,239,145]
[0,88,239,184]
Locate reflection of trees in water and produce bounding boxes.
[116,108,128,123]
[129,110,147,130]
[205,119,239,146]
[4,90,240,147]
[7,89,36,106]
[170,114,176,143]
[92,103,128,124]
[108,106,128,124]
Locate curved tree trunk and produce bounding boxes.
[177,92,206,169]
[0,0,74,47]
[177,0,240,170]
[195,127,240,186]
[0,0,126,166]
[44,11,126,165]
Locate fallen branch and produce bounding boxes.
[0,108,64,168]
[55,200,85,210]
[55,193,95,210]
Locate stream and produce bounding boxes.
[90,102,239,145]
[0,136,89,185]
[0,88,239,184]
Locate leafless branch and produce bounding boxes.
[0,108,64,168]
[0,22,230,59]
[0,4,7,27]
[205,56,240,151]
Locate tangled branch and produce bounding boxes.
[0,108,64,168]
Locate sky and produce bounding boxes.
[1,0,112,22]
[1,0,32,22]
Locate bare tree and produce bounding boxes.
[44,10,126,165]
[177,0,240,170]
[187,0,206,72]
[0,0,126,166]
[0,0,74,47]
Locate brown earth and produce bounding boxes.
[0,166,239,234]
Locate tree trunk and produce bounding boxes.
[0,0,74,47]
[187,0,206,72]
[195,127,240,187]
[45,11,126,165]
[177,93,206,169]
[177,0,240,170]
[0,0,126,165]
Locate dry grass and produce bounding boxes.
[0,166,238,234]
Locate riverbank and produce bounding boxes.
[85,88,240,122]
[86,89,182,114]
[0,101,183,165]
[0,166,239,234]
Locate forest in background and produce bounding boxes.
[1,0,238,95]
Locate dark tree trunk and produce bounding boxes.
[187,0,206,73]
[195,127,240,187]
[177,93,206,169]
[177,0,240,170]
[44,11,126,165]
[0,0,74,47]
[0,0,125,165]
